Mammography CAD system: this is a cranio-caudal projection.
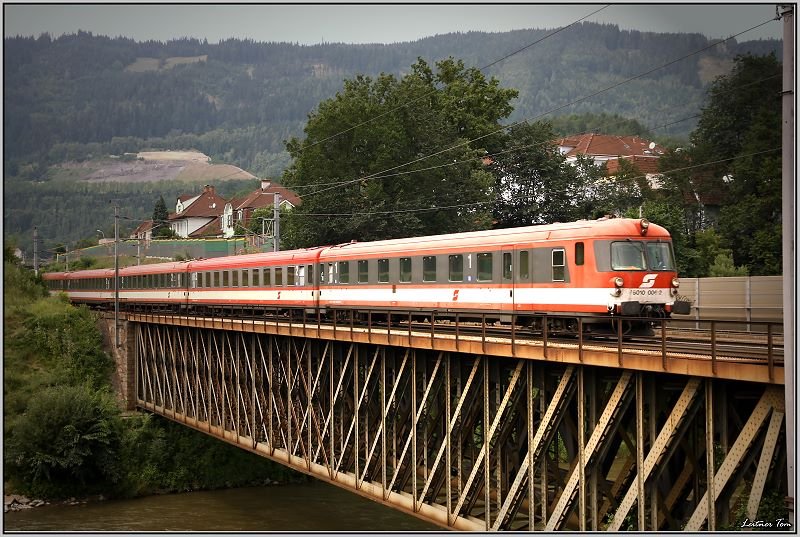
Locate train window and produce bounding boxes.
[422,256,436,282]
[252,268,260,287]
[170,273,177,288]
[378,259,389,283]
[287,266,296,286]
[477,253,493,282]
[319,264,326,284]
[399,257,412,283]
[307,265,314,285]
[552,249,566,282]
[243,269,250,287]
[448,255,463,282]
[358,260,369,283]
[611,241,646,270]
[264,268,271,286]
[503,252,513,280]
[338,262,349,284]
[275,267,283,286]
[223,271,230,287]
[645,242,675,271]
[575,242,585,266]
[519,251,530,280]
[232,270,239,287]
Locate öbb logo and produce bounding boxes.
[639,274,658,288]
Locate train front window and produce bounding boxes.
[646,242,676,271]
[611,241,647,270]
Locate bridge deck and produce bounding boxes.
[125,312,784,384]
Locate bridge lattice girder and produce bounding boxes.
[133,320,787,531]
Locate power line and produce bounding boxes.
[297,15,778,200]
[281,146,780,220]
[286,6,611,156]
[288,67,780,191]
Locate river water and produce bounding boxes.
[4,482,440,532]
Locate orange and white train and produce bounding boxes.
[42,217,691,335]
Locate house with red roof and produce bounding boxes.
[168,184,227,238]
[222,180,301,238]
[131,220,154,241]
[556,133,665,188]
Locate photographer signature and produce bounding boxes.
[740,518,793,530]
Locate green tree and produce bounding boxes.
[688,53,782,275]
[492,121,587,227]
[246,207,273,235]
[152,196,171,238]
[708,251,749,277]
[4,385,123,498]
[281,57,517,248]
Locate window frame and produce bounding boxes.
[552,248,566,282]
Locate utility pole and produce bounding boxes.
[273,192,281,252]
[137,238,142,266]
[779,4,795,525]
[33,226,38,277]
[65,244,69,271]
[114,203,120,348]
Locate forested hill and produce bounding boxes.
[4,23,780,178]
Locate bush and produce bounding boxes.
[115,414,304,497]
[21,298,113,389]
[4,385,123,499]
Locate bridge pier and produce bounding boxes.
[130,316,787,531]
[98,313,136,411]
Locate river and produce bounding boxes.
[4,482,441,532]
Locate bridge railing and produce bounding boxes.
[127,304,784,384]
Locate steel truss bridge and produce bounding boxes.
[123,310,787,531]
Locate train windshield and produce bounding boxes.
[645,242,676,271]
[611,241,676,271]
[611,241,647,270]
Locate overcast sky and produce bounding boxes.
[3,3,784,45]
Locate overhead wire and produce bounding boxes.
[296,15,779,200]
[286,67,776,193]
[281,5,611,156]
[284,146,781,219]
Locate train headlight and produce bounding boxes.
[671,278,680,288]
[640,218,650,235]
[611,288,622,297]
[614,277,624,288]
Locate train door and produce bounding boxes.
[501,247,515,312]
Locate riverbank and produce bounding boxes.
[3,258,300,505]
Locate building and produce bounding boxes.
[168,184,227,238]
[131,220,154,241]
[556,133,665,189]
[222,180,301,238]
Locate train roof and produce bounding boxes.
[118,261,191,276]
[186,247,325,271]
[319,218,669,259]
[45,268,115,279]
